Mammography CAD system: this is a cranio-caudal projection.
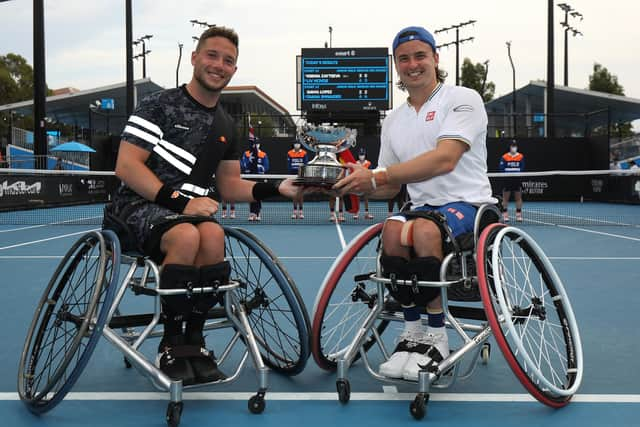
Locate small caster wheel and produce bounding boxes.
[481,343,491,365]
[248,394,265,414]
[124,357,132,369]
[336,379,351,404]
[166,401,183,427]
[410,393,428,420]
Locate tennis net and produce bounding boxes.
[1,169,639,226]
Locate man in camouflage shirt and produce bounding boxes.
[111,26,299,385]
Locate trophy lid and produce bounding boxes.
[296,123,357,153]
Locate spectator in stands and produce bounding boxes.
[240,139,270,221]
[499,140,525,222]
[54,157,65,170]
[287,141,308,219]
[354,148,374,219]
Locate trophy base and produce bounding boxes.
[292,176,337,188]
[293,164,343,188]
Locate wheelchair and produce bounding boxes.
[311,204,583,419]
[17,220,311,427]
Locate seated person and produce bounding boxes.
[333,25,495,381]
[110,26,299,385]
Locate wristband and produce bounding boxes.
[372,167,388,188]
[252,181,281,201]
[155,184,190,213]
[370,174,377,191]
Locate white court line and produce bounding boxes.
[556,224,640,242]
[0,392,638,403]
[0,229,98,251]
[526,218,640,242]
[2,255,640,261]
[0,216,102,233]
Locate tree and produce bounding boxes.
[0,53,36,104]
[459,58,495,102]
[588,63,624,95]
[588,63,633,138]
[0,53,52,148]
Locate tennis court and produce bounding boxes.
[1,198,639,427]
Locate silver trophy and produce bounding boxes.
[294,124,358,187]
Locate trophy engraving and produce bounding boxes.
[294,124,357,187]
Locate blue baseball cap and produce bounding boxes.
[392,26,437,53]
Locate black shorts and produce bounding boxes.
[114,200,218,263]
[502,178,522,193]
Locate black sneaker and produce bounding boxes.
[189,346,227,383]
[156,338,196,386]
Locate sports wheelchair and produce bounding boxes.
[311,204,583,419]
[18,220,311,427]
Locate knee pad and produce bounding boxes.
[407,257,442,306]
[159,264,200,316]
[193,261,231,314]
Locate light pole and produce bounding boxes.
[176,43,183,88]
[506,41,516,137]
[328,26,333,48]
[558,3,583,87]
[190,19,216,42]
[480,60,489,96]
[133,34,153,78]
[435,20,476,86]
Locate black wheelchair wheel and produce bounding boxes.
[311,223,391,371]
[223,227,310,375]
[17,230,120,414]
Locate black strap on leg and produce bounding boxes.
[160,264,200,316]
[380,254,442,306]
[159,264,199,338]
[186,261,231,345]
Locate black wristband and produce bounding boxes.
[252,181,281,201]
[155,184,190,213]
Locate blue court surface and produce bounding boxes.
[1,201,639,427]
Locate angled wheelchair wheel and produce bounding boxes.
[311,223,391,371]
[17,230,120,414]
[477,224,583,407]
[223,227,310,375]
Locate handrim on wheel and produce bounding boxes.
[17,230,120,414]
[311,223,390,371]
[223,226,310,375]
[477,223,583,407]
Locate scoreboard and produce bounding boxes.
[297,47,392,112]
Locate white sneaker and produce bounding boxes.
[378,330,419,378]
[222,211,227,219]
[402,329,449,381]
[502,211,510,223]
[230,210,236,219]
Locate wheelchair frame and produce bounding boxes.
[18,226,311,427]
[312,204,583,419]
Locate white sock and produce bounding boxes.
[404,320,423,333]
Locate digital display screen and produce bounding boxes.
[297,47,392,112]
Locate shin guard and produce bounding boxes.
[159,264,199,338]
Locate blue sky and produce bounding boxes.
[1,0,639,117]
